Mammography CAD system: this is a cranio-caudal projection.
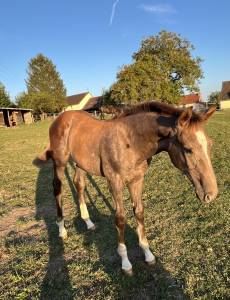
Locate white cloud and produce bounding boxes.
[139,4,176,14]
[109,0,120,26]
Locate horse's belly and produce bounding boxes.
[68,118,107,176]
[71,150,103,176]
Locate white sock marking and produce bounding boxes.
[84,218,95,230]
[56,220,67,239]
[117,243,132,270]
[139,242,156,263]
[80,203,89,220]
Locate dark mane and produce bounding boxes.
[115,101,182,118]
[115,100,203,124]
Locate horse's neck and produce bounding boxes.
[122,112,173,158]
[122,113,161,158]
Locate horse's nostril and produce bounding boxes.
[204,194,212,203]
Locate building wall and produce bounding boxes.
[23,111,34,124]
[0,112,4,126]
[64,93,92,111]
[15,111,23,125]
[178,102,206,111]
[220,100,230,109]
[178,103,196,108]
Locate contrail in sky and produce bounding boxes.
[109,0,120,26]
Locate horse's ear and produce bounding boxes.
[177,107,193,128]
[201,105,216,122]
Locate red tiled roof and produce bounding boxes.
[179,93,201,105]
[66,92,89,105]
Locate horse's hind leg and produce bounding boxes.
[53,162,68,239]
[73,167,95,230]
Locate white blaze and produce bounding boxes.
[195,131,210,165]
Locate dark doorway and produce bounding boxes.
[3,110,10,127]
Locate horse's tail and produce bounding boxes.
[33,144,52,167]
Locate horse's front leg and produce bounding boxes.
[109,177,133,275]
[128,177,156,265]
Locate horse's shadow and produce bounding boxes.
[35,163,74,300]
[35,162,190,299]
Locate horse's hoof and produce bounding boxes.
[59,234,68,240]
[59,230,68,240]
[123,268,133,276]
[146,257,156,266]
[88,224,96,230]
[85,219,95,230]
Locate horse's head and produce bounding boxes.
[168,106,218,203]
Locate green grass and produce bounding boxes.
[0,111,229,300]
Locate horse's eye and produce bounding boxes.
[184,147,193,154]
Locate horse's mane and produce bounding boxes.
[114,100,202,123]
[115,101,181,118]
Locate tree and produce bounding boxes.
[110,31,203,105]
[15,92,31,108]
[0,82,12,107]
[207,91,220,108]
[26,54,66,113]
[100,89,118,107]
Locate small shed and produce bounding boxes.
[0,107,33,127]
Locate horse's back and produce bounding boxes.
[50,110,102,139]
[49,110,110,175]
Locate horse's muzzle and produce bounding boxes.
[203,192,218,204]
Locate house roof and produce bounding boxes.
[83,96,102,111]
[179,93,201,105]
[66,92,90,105]
[220,81,230,100]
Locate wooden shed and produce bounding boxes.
[0,107,33,127]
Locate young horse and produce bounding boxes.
[34,101,218,274]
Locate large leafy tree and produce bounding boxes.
[110,31,203,105]
[26,54,66,113]
[0,82,12,107]
[15,92,31,108]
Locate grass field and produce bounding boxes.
[0,110,229,299]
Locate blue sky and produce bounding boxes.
[1,0,230,101]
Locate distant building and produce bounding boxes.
[64,92,102,113]
[220,81,230,109]
[178,93,205,111]
[0,107,33,127]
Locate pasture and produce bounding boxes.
[0,110,229,299]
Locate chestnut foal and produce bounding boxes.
[34,101,218,274]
